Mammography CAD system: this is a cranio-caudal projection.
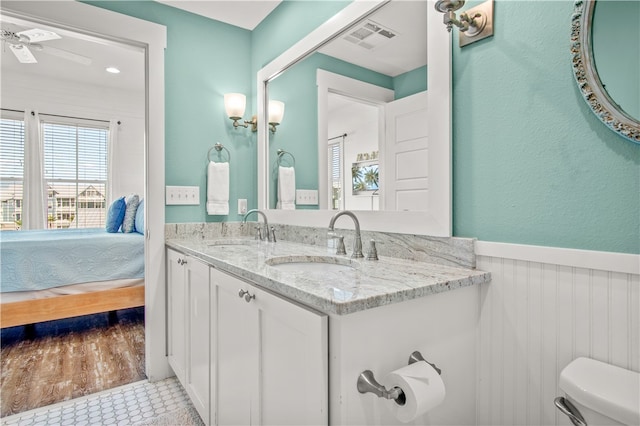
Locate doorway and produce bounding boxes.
[0,0,168,417]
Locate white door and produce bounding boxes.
[213,268,259,425]
[167,249,187,385]
[254,286,328,426]
[186,258,211,424]
[383,91,429,211]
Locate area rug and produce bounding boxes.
[135,404,205,426]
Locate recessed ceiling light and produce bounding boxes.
[106,67,120,74]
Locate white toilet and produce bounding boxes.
[556,357,640,426]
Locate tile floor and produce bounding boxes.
[1,377,194,426]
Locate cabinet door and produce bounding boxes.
[167,248,187,385]
[253,286,328,426]
[186,257,210,424]
[212,267,259,426]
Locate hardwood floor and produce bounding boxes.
[0,307,145,418]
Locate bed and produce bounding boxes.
[0,228,145,328]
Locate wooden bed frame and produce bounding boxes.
[0,285,145,328]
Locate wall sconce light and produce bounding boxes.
[224,93,257,131]
[224,93,285,133]
[434,0,493,47]
[268,100,285,133]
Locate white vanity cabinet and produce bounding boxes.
[166,248,211,424]
[211,266,328,426]
[167,235,488,426]
[167,247,328,426]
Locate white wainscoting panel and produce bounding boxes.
[475,242,639,426]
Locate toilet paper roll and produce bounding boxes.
[382,361,446,423]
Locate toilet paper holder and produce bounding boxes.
[409,350,441,375]
[357,350,442,403]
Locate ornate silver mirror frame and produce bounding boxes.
[571,0,640,144]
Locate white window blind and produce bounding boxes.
[42,121,109,229]
[0,115,110,231]
[0,118,25,228]
[328,141,342,210]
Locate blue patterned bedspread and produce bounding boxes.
[1,228,144,292]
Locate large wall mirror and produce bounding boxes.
[257,0,452,236]
[571,0,640,144]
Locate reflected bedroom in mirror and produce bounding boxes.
[267,0,428,212]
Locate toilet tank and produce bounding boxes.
[559,357,640,425]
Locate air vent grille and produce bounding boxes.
[343,19,397,50]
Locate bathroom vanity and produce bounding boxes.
[165,228,490,425]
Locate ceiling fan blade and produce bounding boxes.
[40,45,92,66]
[17,28,61,43]
[8,43,37,63]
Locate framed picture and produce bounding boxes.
[352,162,379,194]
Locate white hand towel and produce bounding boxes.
[277,165,296,210]
[207,161,229,215]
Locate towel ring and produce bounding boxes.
[208,142,230,163]
[276,149,295,167]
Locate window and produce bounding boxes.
[0,117,24,230]
[43,121,108,229]
[0,115,109,231]
[328,141,342,210]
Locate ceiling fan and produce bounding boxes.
[1,27,92,65]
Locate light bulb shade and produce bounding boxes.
[224,93,246,120]
[268,100,285,125]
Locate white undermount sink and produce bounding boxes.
[265,255,358,272]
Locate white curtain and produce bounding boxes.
[107,119,119,204]
[22,110,46,230]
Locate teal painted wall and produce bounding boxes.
[393,65,428,99]
[86,1,255,222]
[453,0,639,253]
[87,0,638,253]
[251,1,351,73]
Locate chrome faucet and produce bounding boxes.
[243,209,271,242]
[328,210,364,258]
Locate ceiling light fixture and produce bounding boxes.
[106,67,120,74]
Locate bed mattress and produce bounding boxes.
[1,228,144,293]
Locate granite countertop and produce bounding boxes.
[166,237,491,316]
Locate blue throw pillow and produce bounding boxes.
[135,198,144,234]
[106,196,126,233]
[122,194,140,233]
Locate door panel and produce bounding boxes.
[384,91,429,212]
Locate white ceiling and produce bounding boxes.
[0,1,426,95]
[319,1,426,77]
[156,0,282,30]
[0,13,145,92]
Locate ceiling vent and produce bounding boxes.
[343,20,397,50]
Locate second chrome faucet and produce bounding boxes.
[328,210,364,258]
[243,209,275,242]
